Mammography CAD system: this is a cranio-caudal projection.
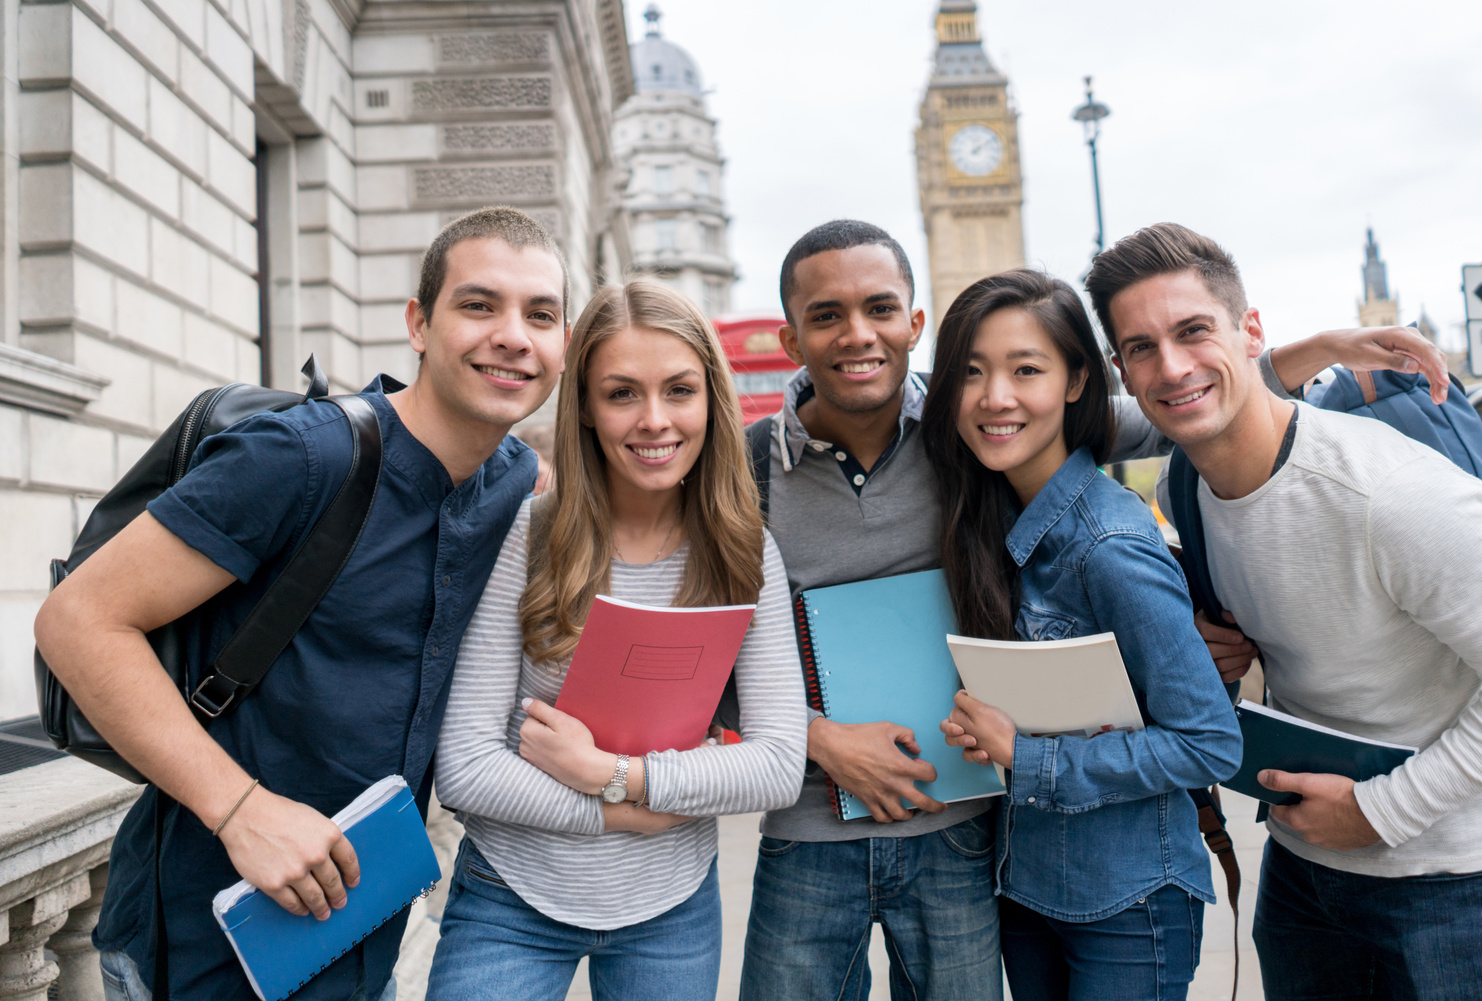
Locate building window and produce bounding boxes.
[701,222,722,254]
[702,278,726,316]
[654,219,677,252]
[653,164,674,195]
[695,170,711,198]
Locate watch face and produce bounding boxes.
[602,783,626,804]
[949,125,1004,177]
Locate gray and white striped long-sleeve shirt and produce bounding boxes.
[435,500,807,929]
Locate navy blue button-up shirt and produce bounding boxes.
[996,447,1241,921]
[94,378,536,999]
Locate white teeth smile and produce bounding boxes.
[475,365,531,380]
[632,444,678,459]
[982,424,1024,436]
[1166,388,1208,406]
[839,361,881,374]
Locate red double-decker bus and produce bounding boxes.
[714,314,799,425]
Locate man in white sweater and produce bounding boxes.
[1086,222,1482,1000]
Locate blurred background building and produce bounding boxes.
[614,3,737,316]
[915,0,1025,333]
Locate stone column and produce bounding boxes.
[0,872,88,1001]
[49,865,108,1001]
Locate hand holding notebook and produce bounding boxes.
[213,775,441,1001]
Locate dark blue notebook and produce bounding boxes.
[797,569,1007,820]
[1224,699,1417,806]
[212,776,441,1001]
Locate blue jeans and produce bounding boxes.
[1253,838,1482,1000]
[426,838,721,1001]
[739,813,1001,1001]
[999,885,1203,1001]
[99,949,398,1001]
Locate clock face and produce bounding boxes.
[949,125,1004,177]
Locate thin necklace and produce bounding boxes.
[614,517,681,564]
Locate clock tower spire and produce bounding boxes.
[915,1,1026,332]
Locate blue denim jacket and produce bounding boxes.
[996,447,1241,921]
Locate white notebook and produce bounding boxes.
[946,631,1143,740]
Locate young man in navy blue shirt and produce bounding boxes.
[35,207,569,1001]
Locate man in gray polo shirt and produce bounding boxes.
[737,219,1449,1001]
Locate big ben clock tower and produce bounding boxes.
[916,1,1025,331]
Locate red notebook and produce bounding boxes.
[553,595,757,755]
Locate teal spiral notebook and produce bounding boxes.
[212,775,441,1001]
[796,569,1007,820]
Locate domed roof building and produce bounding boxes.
[613,5,738,315]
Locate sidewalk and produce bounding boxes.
[395,790,1269,1000]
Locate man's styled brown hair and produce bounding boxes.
[416,205,569,321]
[1085,222,1247,352]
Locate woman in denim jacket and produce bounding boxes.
[920,269,1241,1001]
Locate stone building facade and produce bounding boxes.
[0,0,635,722]
[613,4,735,315]
[915,0,1024,333]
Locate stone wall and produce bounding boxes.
[0,0,633,720]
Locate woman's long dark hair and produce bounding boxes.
[922,269,1116,640]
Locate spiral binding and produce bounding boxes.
[272,879,441,1000]
[793,595,854,820]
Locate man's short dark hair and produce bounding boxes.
[778,220,914,325]
[417,206,569,321]
[1085,222,1247,352]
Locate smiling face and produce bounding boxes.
[407,236,568,433]
[779,244,924,416]
[955,307,1087,503]
[1108,269,1265,448]
[584,326,709,500]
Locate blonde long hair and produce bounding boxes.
[520,279,765,666]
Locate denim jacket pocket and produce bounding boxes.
[1016,602,1077,642]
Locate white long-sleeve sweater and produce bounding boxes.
[1176,403,1482,877]
[434,501,807,928]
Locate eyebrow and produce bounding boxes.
[1006,348,1050,361]
[447,284,561,312]
[803,291,901,314]
[1172,313,1219,332]
[599,368,702,385]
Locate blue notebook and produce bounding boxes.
[212,775,441,1001]
[1223,700,1417,807]
[797,569,1007,820]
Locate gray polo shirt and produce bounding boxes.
[759,371,986,842]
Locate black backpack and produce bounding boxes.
[34,356,382,783]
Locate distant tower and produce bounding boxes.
[915,1,1025,332]
[1358,227,1399,327]
[613,5,737,316]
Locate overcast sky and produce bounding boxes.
[627,0,1482,365]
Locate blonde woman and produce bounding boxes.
[426,279,808,1001]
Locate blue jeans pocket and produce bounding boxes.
[463,855,510,888]
[757,836,800,858]
[939,814,994,859]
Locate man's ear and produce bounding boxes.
[1241,307,1266,358]
[907,307,926,351]
[405,299,428,354]
[1110,353,1131,394]
[779,323,807,368]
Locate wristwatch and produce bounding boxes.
[601,754,630,804]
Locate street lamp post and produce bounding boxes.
[1073,76,1111,255]
[1073,77,1123,482]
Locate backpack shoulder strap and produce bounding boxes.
[1166,446,1222,623]
[188,395,383,717]
[746,415,774,523]
[1190,784,1241,1001]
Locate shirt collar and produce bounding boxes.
[1005,446,1101,567]
[776,368,927,471]
[362,375,458,511]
